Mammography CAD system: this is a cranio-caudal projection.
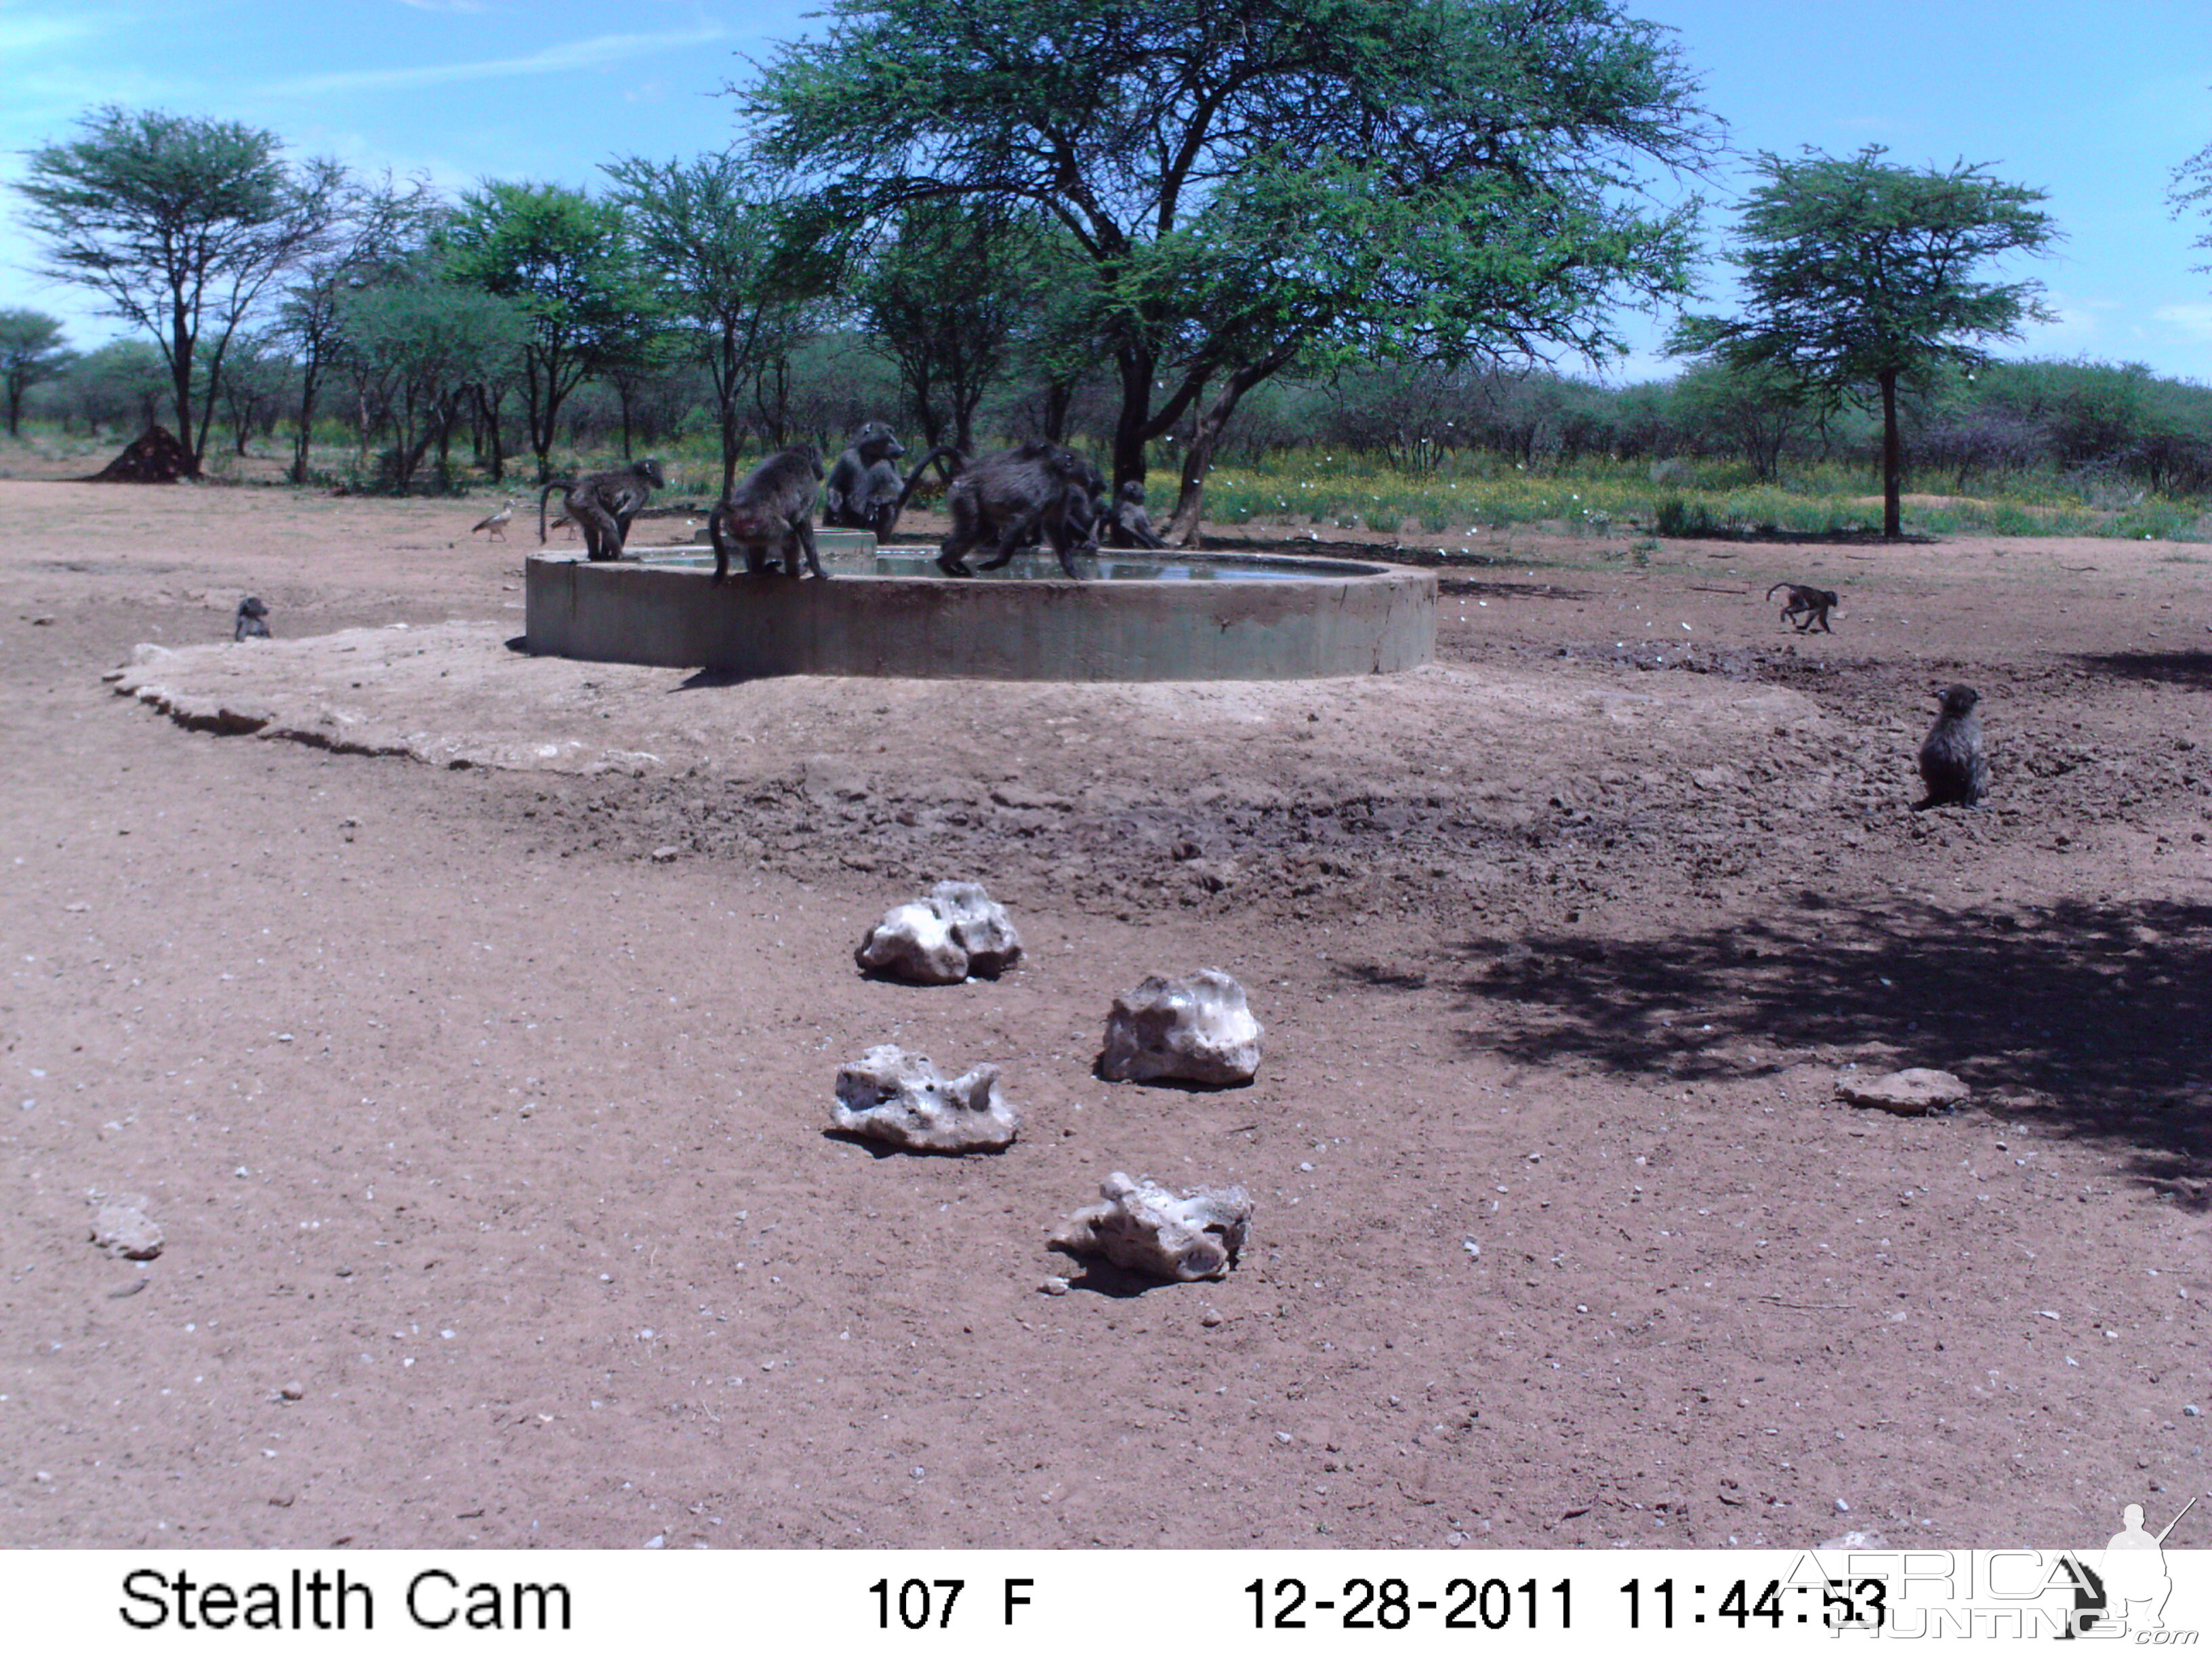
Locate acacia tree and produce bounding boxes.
[859,200,1048,457]
[441,182,656,483]
[0,310,73,436]
[16,106,341,472]
[746,0,1716,541]
[602,153,836,495]
[276,174,434,484]
[1668,146,2057,539]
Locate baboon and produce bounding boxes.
[822,422,904,539]
[470,498,517,541]
[1767,581,1840,633]
[1105,479,1169,550]
[708,445,825,582]
[978,449,1107,569]
[938,442,1093,579]
[233,596,270,642]
[1914,684,1989,810]
[537,458,666,561]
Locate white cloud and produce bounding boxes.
[2153,304,2212,343]
[262,25,730,98]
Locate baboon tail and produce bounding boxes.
[895,447,968,512]
[1766,581,1790,601]
[537,483,567,546]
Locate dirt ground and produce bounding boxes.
[1,470,2207,1553]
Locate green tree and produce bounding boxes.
[0,310,73,436]
[276,173,436,485]
[441,182,657,483]
[342,274,529,491]
[745,0,1716,541]
[1668,145,2057,538]
[859,200,1048,457]
[15,106,342,472]
[602,153,836,494]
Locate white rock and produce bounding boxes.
[855,881,1022,984]
[832,1044,1019,1153]
[1099,968,1262,1086]
[89,1194,163,1261]
[1836,1067,1969,1115]
[1051,1172,1252,1282]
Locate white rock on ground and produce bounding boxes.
[854,880,1022,984]
[1052,1172,1252,1282]
[1099,968,1262,1086]
[832,1044,1020,1153]
[89,1193,164,1261]
[1836,1067,1970,1115]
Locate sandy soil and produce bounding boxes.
[1,472,2207,1553]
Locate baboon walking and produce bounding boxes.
[537,459,666,562]
[939,443,1093,579]
[1767,581,1840,633]
[1914,684,1989,810]
[708,445,826,582]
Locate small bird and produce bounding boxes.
[1914,684,1988,810]
[470,498,518,541]
[233,595,270,642]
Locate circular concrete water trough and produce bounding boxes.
[525,539,1435,681]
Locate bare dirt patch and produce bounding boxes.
[1,475,2207,1551]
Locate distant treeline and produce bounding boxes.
[14,331,2212,501]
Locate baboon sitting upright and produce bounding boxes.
[1914,684,1989,810]
[537,458,666,561]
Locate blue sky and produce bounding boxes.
[5,0,2211,385]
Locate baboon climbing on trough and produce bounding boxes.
[537,458,666,561]
[1914,684,1989,810]
[937,442,1094,579]
[708,445,826,582]
[1767,581,1840,633]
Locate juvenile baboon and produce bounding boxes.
[537,458,666,561]
[941,443,1092,579]
[1106,479,1170,550]
[470,498,517,541]
[1767,581,1840,633]
[708,445,826,582]
[1914,684,1989,810]
[233,596,270,642]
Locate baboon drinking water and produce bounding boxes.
[939,443,1093,579]
[233,596,270,642]
[1914,684,1989,810]
[537,458,666,562]
[708,445,825,582]
[1767,581,1840,633]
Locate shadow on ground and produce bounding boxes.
[1422,896,2211,1205]
[2073,650,2212,691]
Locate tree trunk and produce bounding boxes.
[1109,348,1157,495]
[292,363,321,485]
[1880,369,1902,540]
[1164,361,1279,546]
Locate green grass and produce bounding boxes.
[1200,452,2212,541]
